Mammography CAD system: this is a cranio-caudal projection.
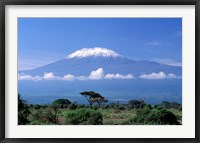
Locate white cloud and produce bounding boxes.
[18,73,42,81]
[168,73,177,79]
[139,72,181,80]
[63,74,75,81]
[34,76,43,81]
[18,74,34,80]
[18,70,181,81]
[140,72,166,79]
[18,68,134,81]
[168,73,182,79]
[105,73,133,79]
[43,72,55,80]
[18,72,57,81]
[76,76,88,80]
[89,68,104,80]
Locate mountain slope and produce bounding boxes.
[19,47,182,77]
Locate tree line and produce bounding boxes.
[18,91,182,125]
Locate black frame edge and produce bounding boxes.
[195,1,200,142]
[0,0,5,143]
[0,0,199,5]
[1,138,199,143]
[1,0,200,143]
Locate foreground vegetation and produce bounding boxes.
[18,92,182,125]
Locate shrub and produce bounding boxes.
[52,99,71,108]
[160,101,181,109]
[68,103,77,110]
[44,105,60,124]
[33,104,42,109]
[105,103,117,108]
[130,106,180,125]
[18,94,30,125]
[77,104,86,109]
[128,99,145,109]
[29,106,61,125]
[28,108,46,124]
[118,104,127,110]
[64,108,103,125]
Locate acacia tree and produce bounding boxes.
[80,91,108,108]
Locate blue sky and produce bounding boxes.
[18,18,182,70]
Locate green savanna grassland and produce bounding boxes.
[18,91,182,125]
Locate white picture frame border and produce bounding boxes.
[5,5,195,138]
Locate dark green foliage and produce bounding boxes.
[160,101,171,108]
[19,95,182,125]
[144,104,152,109]
[29,105,61,125]
[45,105,60,124]
[68,103,77,110]
[128,99,145,109]
[28,108,52,125]
[119,104,129,110]
[116,105,127,111]
[153,105,159,109]
[80,91,102,98]
[28,108,46,125]
[31,104,48,110]
[178,106,182,111]
[105,103,117,108]
[80,91,108,108]
[64,108,103,125]
[77,104,86,109]
[160,101,181,109]
[29,104,34,108]
[33,104,42,109]
[52,99,71,108]
[131,106,180,125]
[18,94,30,125]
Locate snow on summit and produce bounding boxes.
[66,47,121,59]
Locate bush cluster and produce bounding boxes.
[52,99,71,108]
[64,108,103,125]
[28,105,61,125]
[130,105,180,125]
[160,101,181,109]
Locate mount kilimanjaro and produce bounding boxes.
[19,47,181,78]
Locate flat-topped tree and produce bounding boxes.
[80,91,108,108]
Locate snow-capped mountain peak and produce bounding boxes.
[66,47,121,59]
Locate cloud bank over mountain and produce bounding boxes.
[139,72,181,79]
[18,68,134,81]
[18,68,181,81]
